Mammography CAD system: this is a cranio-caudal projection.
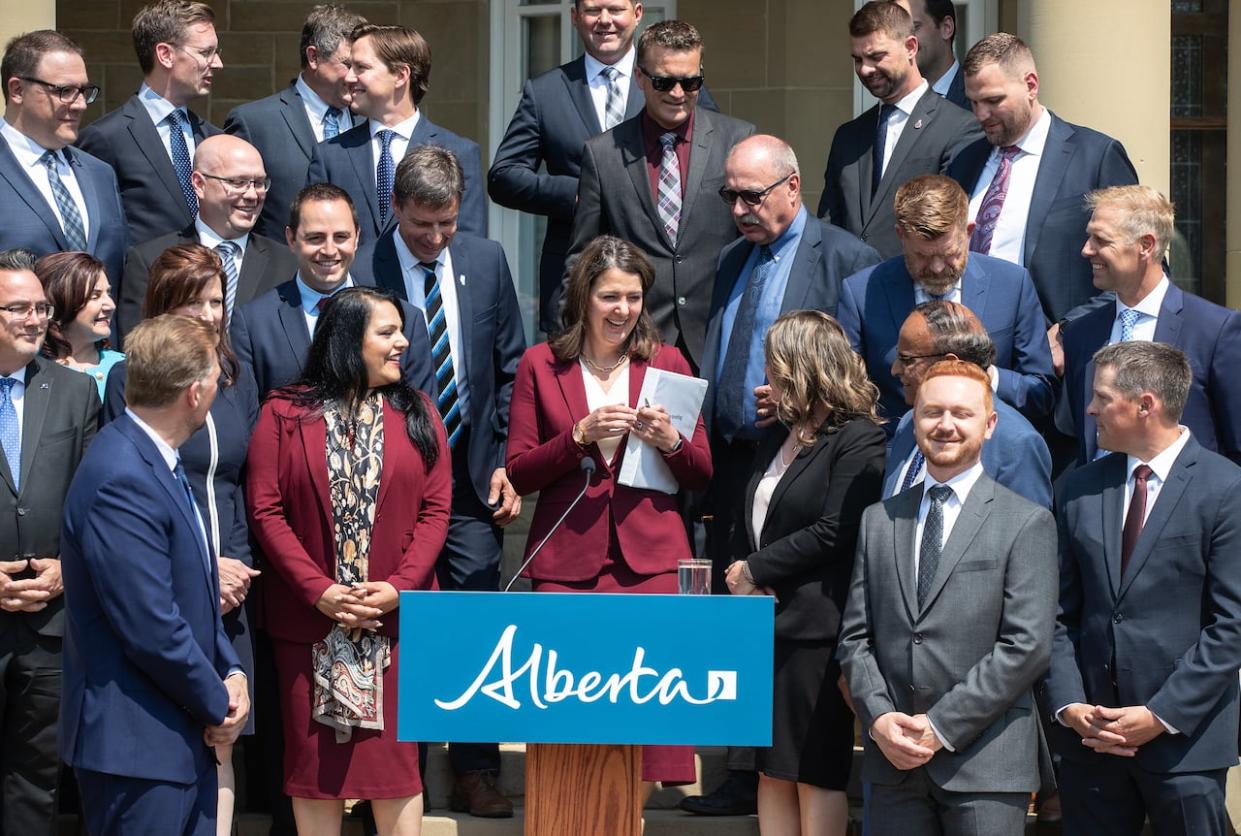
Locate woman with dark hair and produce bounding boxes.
[505,235,712,788]
[246,286,450,836]
[725,310,886,836]
[100,243,260,836]
[35,251,122,397]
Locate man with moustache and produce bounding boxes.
[117,134,296,341]
[816,1,979,259]
[838,359,1057,835]
[225,4,367,240]
[564,20,754,370]
[837,174,1053,430]
[893,0,968,109]
[77,0,224,246]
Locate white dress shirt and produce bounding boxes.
[368,111,420,187]
[1107,276,1169,345]
[932,61,961,99]
[138,83,196,164]
[913,459,985,577]
[879,80,930,178]
[295,75,356,143]
[583,47,636,130]
[0,119,90,241]
[194,216,249,267]
[295,273,354,335]
[966,106,1052,265]
[393,235,471,420]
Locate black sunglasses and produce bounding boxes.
[719,173,793,208]
[639,69,705,93]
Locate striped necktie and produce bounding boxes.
[601,66,625,129]
[215,241,240,320]
[421,261,462,448]
[657,132,682,243]
[41,151,87,250]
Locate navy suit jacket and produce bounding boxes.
[359,230,526,504]
[947,111,1138,323]
[76,94,221,247]
[883,399,1052,508]
[1062,283,1241,465]
[230,276,436,402]
[224,82,361,240]
[60,413,241,784]
[1047,438,1241,773]
[487,55,716,333]
[837,252,1054,430]
[700,216,881,433]
[304,116,486,246]
[942,67,969,111]
[0,140,126,287]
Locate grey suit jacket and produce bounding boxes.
[838,472,1057,793]
[564,107,755,367]
[816,88,981,259]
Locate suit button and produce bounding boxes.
[913,632,923,644]
[15,507,26,516]
[1113,612,1124,624]
[675,255,684,264]
[860,232,869,241]
[677,296,687,306]
[908,684,916,692]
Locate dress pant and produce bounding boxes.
[77,757,217,836]
[0,619,61,835]
[868,767,1028,836]
[1059,757,1228,836]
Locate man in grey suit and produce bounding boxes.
[816,1,980,259]
[1047,341,1241,836]
[838,359,1057,835]
[0,249,99,833]
[224,4,366,240]
[564,19,754,370]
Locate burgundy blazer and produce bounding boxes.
[506,342,712,582]
[246,393,452,644]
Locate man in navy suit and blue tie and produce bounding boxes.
[77,0,224,247]
[1062,185,1241,465]
[837,174,1054,431]
[61,314,249,836]
[1048,341,1241,836]
[305,23,486,247]
[356,145,524,817]
[224,4,367,241]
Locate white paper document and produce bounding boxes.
[617,368,708,494]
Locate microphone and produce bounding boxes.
[503,456,596,592]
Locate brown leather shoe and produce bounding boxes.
[449,771,514,818]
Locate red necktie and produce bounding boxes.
[1120,464,1154,577]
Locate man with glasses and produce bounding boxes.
[0,31,126,289]
[116,135,296,343]
[0,248,99,834]
[563,19,753,371]
[225,5,367,240]
[681,133,879,816]
[837,174,1053,432]
[78,0,224,246]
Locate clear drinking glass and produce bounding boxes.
[677,558,712,595]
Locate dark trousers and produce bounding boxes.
[77,759,216,836]
[703,436,758,595]
[0,622,60,835]
[868,768,1028,836]
[1059,757,1228,836]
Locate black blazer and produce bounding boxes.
[942,67,969,111]
[117,225,297,342]
[735,419,886,642]
[76,94,221,246]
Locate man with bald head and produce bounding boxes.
[118,133,297,341]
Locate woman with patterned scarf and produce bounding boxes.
[247,286,451,836]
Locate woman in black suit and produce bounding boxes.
[102,244,260,836]
[725,310,885,836]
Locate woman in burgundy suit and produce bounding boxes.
[506,235,713,786]
[247,287,451,836]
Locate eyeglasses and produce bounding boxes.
[639,69,705,93]
[18,77,99,105]
[176,44,222,64]
[198,172,271,193]
[0,302,54,320]
[719,173,793,208]
[895,351,945,366]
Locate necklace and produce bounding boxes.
[582,352,629,374]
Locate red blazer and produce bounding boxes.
[246,393,452,644]
[506,342,712,582]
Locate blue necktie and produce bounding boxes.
[714,246,775,442]
[900,449,925,492]
[215,241,240,320]
[422,262,462,449]
[323,106,343,140]
[41,151,87,251]
[918,484,954,607]
[166,109,198,217]
[1118,308,1141,342]
[0,379,18,491]
[871,103,898,195]
[376,129,396,228]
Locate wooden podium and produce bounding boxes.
[524,744,642,836]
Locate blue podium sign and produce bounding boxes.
[397,592,773,746]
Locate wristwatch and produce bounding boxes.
[572,421,587,447]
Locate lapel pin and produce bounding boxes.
[40,383,48,389]
[913,118,923,130]
[458,273,466,287]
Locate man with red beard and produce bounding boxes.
[839,359,1057,835]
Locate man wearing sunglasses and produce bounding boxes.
[77,0,224,247]
[116,135,296,342]
[564,20,753,372]
[0,31,126,293]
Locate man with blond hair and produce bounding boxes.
[837,173,1053,430]
[1061,184,1241,465]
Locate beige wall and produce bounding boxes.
[0,0,57,87]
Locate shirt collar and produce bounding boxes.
[892,79,929,116]
[640,108,694,146]
[295,273,353,311]
[1127,426,1191,485]
[1117,274,1170,320]
[0,119,63,166]
[768,205,807,260]
[584,46,636,82]
[931,61,960,98]
[922,459,985,506]
[1006,105,1052,158]
[194,216,250,253]
[295,74,335,124]
[369,111,420,141]
[124,406,180,471]
[0,367,28,387]
[393,232,445,273]
[138,83,186,128]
